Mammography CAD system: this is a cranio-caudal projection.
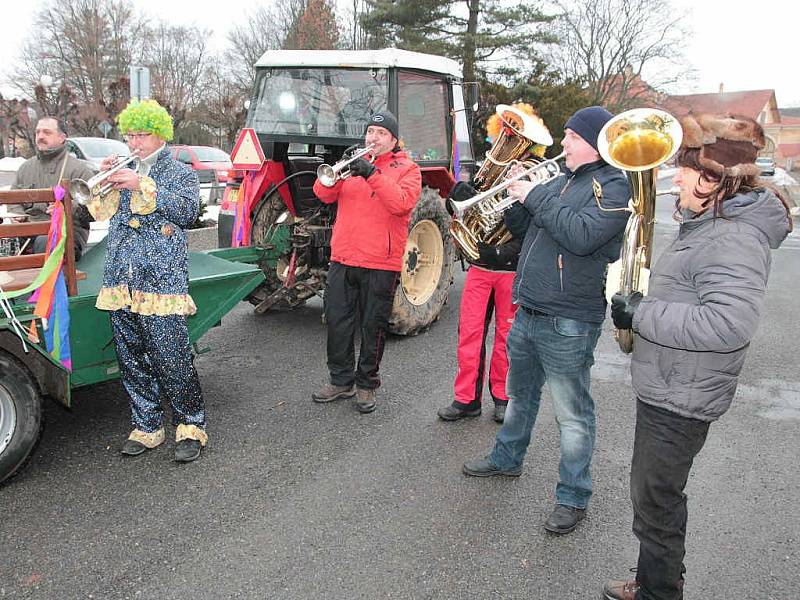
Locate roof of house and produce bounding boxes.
[602,71,661,106]
[662,89,776,119]
[777,143,800,159]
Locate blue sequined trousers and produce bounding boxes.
[110,310,204,432]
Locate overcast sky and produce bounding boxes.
[2,0,799,107]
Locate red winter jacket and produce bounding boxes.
[313,149,421,272]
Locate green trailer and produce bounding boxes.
[0,187,264,484]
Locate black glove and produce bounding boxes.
[349,157,376,179]
[447,182,476,217]
[475,241,494,266]
[611,291,644,330]
[448,181,476,203]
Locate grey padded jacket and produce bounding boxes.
[631,188,791,422]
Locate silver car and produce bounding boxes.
[67,137,129,170]
[755,156,775,177]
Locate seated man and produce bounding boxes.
[11,116,95,259]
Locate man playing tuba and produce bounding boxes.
[438,103,548,424]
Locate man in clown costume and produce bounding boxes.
[88,99,206,463]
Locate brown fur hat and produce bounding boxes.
[679,113,766,178]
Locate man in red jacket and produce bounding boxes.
[311,110,422,413]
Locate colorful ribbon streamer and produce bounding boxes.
[13,185,73,371]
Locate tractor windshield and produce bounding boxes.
[249,67,389,140]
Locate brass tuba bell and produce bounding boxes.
[597,108,683,353]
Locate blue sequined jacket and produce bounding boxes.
[88,147,201,315]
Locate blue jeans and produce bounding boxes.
[490,308,602,509]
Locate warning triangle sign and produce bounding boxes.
[231,128,265,170]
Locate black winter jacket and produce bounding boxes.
[504,159,629,323]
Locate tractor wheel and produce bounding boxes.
[389,187,455,335]
[0,352,43,485]
[247,192,302,310]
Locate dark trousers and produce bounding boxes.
[325,261,397,390]
[632,399,710,600]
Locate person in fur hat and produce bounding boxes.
[603,114,792,600]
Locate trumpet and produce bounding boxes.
[449,152,565,221]
[69,154,141,205]
[317,144,375,187]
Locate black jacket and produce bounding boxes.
[504,159,629,323]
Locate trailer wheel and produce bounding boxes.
[0,353,43,485]
[389,187,454,335]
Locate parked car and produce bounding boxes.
[67,137,129,170]
[755,156,775,176]
[170,145,233,185]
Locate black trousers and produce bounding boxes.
[325,262,398,390]
[631,399,710,600]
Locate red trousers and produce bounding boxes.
[454,266,518,404]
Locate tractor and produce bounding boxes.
[215,49,478,335]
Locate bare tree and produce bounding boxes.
[0,96,39,157]
[197,58,248,150]
[550,0,693,110]
[224,0,307,92]
[294,0,340,50]
[340,0,372,50]
[12,0,146,105]
[143,23,210,133]
[7,0,146,135]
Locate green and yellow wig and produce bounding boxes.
[117,99,174,141]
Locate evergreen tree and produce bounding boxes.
[360,0,556,83]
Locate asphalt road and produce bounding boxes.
[1,195,798,599]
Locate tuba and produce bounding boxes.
[597,108,683,353]
[450,104,553,261]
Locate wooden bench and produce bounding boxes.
[0,182,84,296]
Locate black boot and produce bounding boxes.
[437,400,481,421]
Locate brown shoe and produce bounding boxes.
[602,579,639,600]
[312,383,356,403]
[356,388,376,413]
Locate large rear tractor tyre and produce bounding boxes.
[247,192,302,311]
[0,352,43,485]
[389,187,455,335]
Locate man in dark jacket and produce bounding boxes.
[463,106,630,535]
[11,117,95,259]
[312,110,422,414]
